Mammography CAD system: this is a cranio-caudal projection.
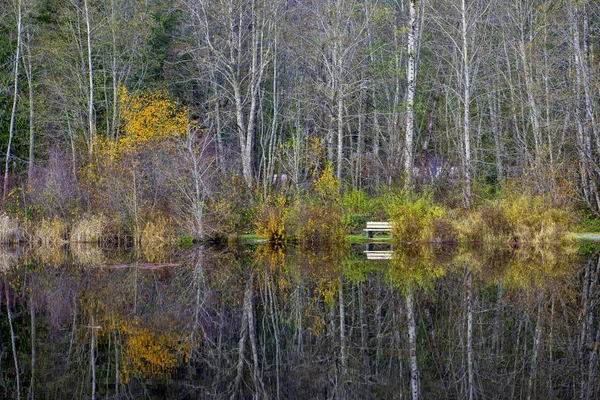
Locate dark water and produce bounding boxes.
[0,242,598,399]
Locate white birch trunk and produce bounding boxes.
[404,0,418,188]
[4,0,23,200]
[83,0,95,156]
[461,0,472,208]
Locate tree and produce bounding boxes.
[4,0,24,199]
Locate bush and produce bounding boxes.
[141,214,176,248]
[253,194,288,243]
[502,194,574,244]
[455,202,512,243]
[387,191,454,243]
[291,201,347,247]
[288,166,347,247]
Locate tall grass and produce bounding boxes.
[34,217,68,246]
[140,215,176,248]
[0,213,23,244]
[70,214,110,244]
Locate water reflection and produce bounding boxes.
[0,243,597,399]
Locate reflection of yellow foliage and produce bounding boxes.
[502,246,576,291]
[120,319,191,384]
[31,244,68,265]
[315,278,340,308]
[254,244,286,270]
[387,245,448,292]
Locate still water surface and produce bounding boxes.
[0,242,598,399]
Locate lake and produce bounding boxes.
[0,242,598,399]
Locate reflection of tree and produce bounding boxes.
[387,245,452,400]
[1,244,599,399]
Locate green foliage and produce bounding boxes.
[341,188,376,230]
[179,234,195,248]
[577,217,600,233]
[286,167,347,247]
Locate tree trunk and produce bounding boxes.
[404,0,418,189]
[461,0,472,208]
[83,0,96,157]
[4,0,23,200]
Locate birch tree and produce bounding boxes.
[4,0,24,199]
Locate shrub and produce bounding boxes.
[203,173,254,237]
[289,166,347,247]
[141,214,176,248]
[291,201,347,247]
[387,191,454,243]
[341,188,375,230]
[253,194,288,243]
[502,194,574,244]
[455,202,512,243]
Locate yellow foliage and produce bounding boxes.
[254,195,288,242]
[314,164,340,204]
[388,192,453,243]
[117,85,189,154]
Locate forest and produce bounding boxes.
[0,0,599,242]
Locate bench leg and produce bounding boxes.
[366,230,373,239]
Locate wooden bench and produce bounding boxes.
[364,222,392,238]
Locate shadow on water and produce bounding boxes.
[0,242,597,399]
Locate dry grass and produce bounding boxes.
[34,217,68,246]
[454,202,513,243]
[140,215,176,249]
[0,246,21,272]
[70,214,110,243]
[0,213,23,244]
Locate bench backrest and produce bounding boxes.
[365,222,392,229]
